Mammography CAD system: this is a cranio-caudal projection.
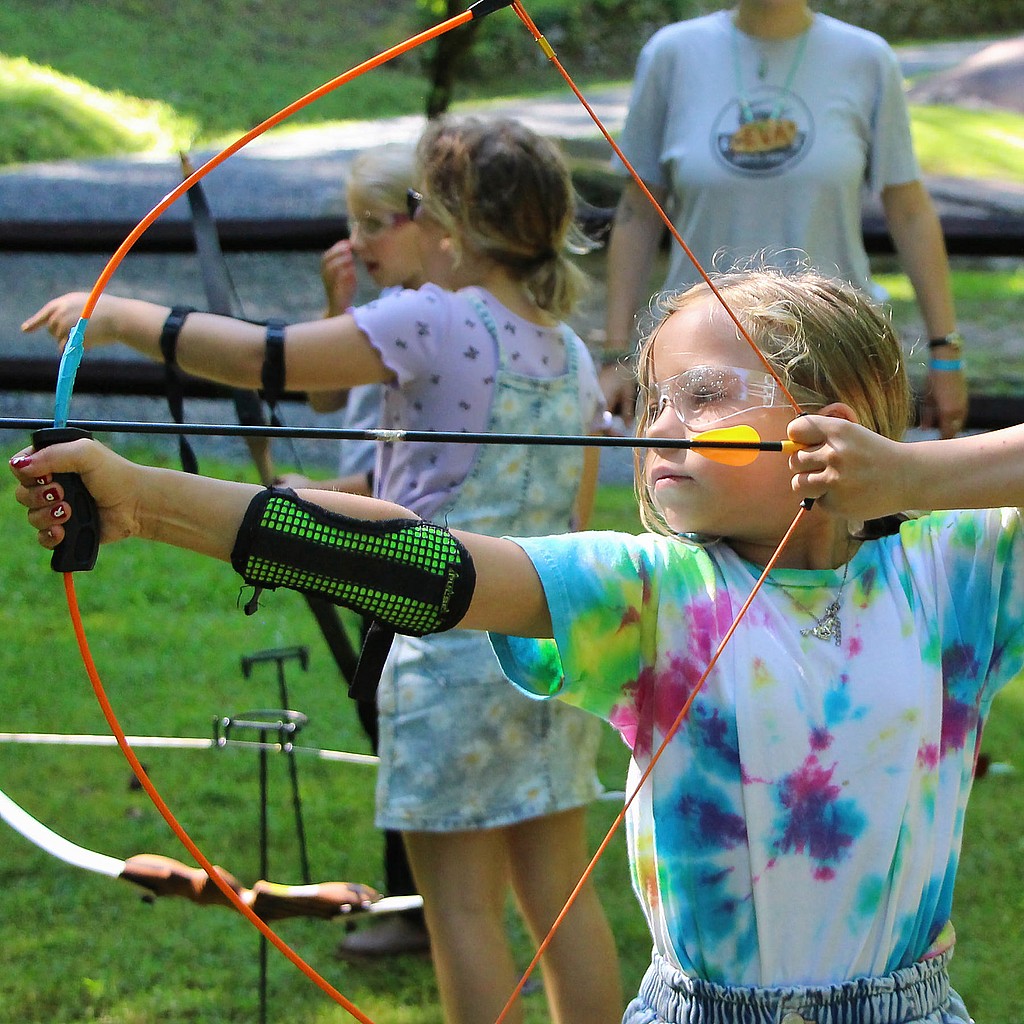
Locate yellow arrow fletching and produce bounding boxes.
[689,425,764,466]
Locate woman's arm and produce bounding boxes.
[22,292,393,393]
[604,180,668,351]
[10,438,552,639]
[601,180,668,422]
[881,181,968,439]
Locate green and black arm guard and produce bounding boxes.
[230,488,476,636]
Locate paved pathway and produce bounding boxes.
[0,38,1016,226]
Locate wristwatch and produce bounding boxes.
[927,331,963,351]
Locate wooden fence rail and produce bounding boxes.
[2,208,1021,429]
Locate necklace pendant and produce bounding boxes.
[801,600,842,646]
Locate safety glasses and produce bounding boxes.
[646,364,825,430]
[349,210,410,240]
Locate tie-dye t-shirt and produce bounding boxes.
[490,509,1024,987]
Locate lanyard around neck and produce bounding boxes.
[730,20,811,123]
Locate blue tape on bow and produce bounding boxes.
[54,318,88,428]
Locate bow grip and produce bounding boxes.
[31,427,100,573]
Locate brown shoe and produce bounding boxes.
[335,915,431,959]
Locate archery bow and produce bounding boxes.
[33,4,520,1020]
[174,150,275,484]
[26,0,819,1020]
[176,155,362,683]
[0,784,421,921]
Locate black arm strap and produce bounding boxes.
[159,305,199,475]
[261,320,287,409]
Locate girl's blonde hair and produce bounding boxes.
[633,267,914,535]
[347,142,418,213]
[416,115,587,319]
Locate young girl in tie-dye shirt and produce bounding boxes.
[15,268,1020,1024]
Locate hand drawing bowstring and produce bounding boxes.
[43,1,812,1020]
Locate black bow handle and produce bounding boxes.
[32,427,100,573]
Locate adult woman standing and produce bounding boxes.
[601,0,967,438]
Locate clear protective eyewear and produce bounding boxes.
[646,364,825,430]
[349,210,410,240]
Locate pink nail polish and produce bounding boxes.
[9,455,32,469]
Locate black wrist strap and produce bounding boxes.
[159,306,199,475]
[261,320,287,407]
[928,330,963,350]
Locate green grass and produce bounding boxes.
[0,455,645,1023]
[0,55,197,163]
[0,451,1021,1020]
[874,265,1024,393]
[1,2,1023,180]
[0,1,427,146]
[911,105,1024,181]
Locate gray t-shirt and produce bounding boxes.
[616,11,919,292]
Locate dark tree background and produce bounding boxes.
[418,0,1024,116]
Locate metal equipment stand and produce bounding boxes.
[214,645,312,1024]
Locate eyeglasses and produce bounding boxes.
[645,364,825,430]
[406,188,424,221]
[348,210,410,240]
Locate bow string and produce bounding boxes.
[178,157,362,686]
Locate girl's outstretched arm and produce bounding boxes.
[788,414,1024,519]
[10,438,552,639]
[21,292,392,394]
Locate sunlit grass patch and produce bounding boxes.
[910,104,1024,180]
[0,55,196,166]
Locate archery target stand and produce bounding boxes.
[214,644,313,1024]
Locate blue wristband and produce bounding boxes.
[930,358,963,372]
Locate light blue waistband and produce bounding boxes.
[624,949,963,1024]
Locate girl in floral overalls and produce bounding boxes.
[21,116,622,1024]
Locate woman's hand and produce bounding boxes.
[920,365,969,439]
[10,438,144,552]
[598,361,639,427]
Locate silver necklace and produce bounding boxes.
[800,568,849,644]
[765,552,851,647]
[796,558,851,646]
